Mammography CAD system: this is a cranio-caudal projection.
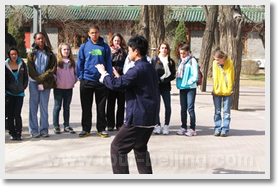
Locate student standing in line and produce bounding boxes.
[53,43,78,134]
[27,32,57,138]
[95,35,160,174]
[5,47,28,140]
[107,33,128,131]
[175,42,198,136]
[5,26,17,130]
[77,24,113,138]
[152,42,176,135]
[212,50,234,137]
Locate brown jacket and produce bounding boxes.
[27,46,57,89]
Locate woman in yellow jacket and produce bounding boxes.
[212,50,234,137]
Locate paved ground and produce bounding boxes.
[4,82,267,178]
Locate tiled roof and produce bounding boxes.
[5,5,265,23]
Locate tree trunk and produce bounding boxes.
[199,5,218,92]
[219,5,244,110]
[138,5,149,42]
[259,20,265,48]
[148,5,165,58]
[208,24,220,78]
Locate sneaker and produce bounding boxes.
[97,131,109,138]
[41,133,49,138]
[16,133,23,140]
[64,126,75,134]
[176,128,186,135]
[185,129,197,136]
[162,125,169,135]
[107,127,114,131]
[153,125,162,135]
[79,131,90,137]
[53,126,61,134]
[10,135,17,141]
[220,131,228,137]
[30,133,40,138]
[214,131,221,136]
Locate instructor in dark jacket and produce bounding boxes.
[96,35,160,174]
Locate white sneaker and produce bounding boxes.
[162,125,169,135]
[153,125,162,134]
[176,128,186,135]
[185,129,197,136]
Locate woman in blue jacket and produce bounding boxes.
[175,43,198,136]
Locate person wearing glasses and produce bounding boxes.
[77,24,113,138]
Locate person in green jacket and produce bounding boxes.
[27,32,57,138]
[212,50,235,137]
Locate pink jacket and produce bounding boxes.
[55,60,78,89]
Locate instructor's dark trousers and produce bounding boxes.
[111,124,154,174]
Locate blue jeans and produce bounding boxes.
[159,89,171,126]
[213,94,232,133]
[53,88,73,128]
[28,81,50,135]
[179,88,196,130]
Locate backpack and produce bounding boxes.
[191,57,203,86]
[197,64,203,86]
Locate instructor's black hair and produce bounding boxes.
[127,35,148,57]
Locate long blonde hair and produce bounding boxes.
[57,43,75,68]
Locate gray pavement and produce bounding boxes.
[4,82,266,177]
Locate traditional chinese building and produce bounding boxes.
[5,5,265,59]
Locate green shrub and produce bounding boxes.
[8,14,27,58]
[171,21,188,61]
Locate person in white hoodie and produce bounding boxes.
[53,43,78,134]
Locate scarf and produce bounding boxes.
[158,53,171,80]
[176,54,192,78]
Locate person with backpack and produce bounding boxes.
[175,42,198,136]
[77,24,113,138]
[152,42,176,135]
